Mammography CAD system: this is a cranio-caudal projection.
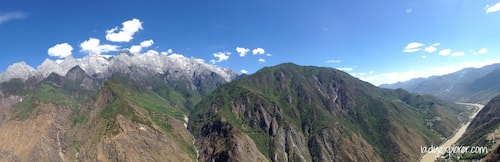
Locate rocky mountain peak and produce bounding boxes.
[0,61,36,82]
[0,51,239,84]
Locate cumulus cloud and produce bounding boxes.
[326,59,341,63]
[402,42,424,53]
[486,2,500,13]
[129,39,154,53]
[421,55,427,59]
[161,49,174,55]
[210,51,231,64]
[105,18,143,42]
[424,46,437,53]
[258,58,266,63]
[236,47,250,57]
[48,43,73,58]
[80,38,119,55]
[451,51,465,57]
[141,39,154,47]
[252,48,265,55]
[0,12,26,24]
[240,69,248,74]
[424,43,440,53]
[130,45,142,53]
[438,49,451,56]
[474,48,488,55]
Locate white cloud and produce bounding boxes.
[424,42,440,53]
[105,18,143,42]
[359,59,500,86]
[129,45,142,53]
[451,51,465,57]
[403,48,422,53]
[336,67,353,71]
[438,49,452,56]
[252,48,265,55]
[266,53,272,57]
[211,51,231,63]
[486,2,500,13]
[474,48,488,55]
[424,46,437,53]
[140,39,154,47]
[0,12,26,24]
[80,38,119,55]
[402,42,424,53]
[161,49,173,55]
[48,43,73,58]
[405,8,413,13]
[240,69,248,74]
[258,58,266,63]
[326,59,341,63]
[236,47,250,57]
[421,55,427,59]
[129,39,154,53]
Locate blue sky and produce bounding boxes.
[1,0,500,85]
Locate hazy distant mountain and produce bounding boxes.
[189,63,471,161]
[380,63,500,104]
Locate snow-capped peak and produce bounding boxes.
[0,61,36,82]
[0,50,238,83]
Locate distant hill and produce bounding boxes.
[189,63,471,161]
[380,63,500,104]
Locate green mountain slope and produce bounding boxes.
[457,94,500,160]
[189,63,470,161]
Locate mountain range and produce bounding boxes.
[0,52,476,161]
[381,63,500,104]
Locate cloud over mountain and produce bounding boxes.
[210,51,231,64]
[236,47,250,57]
[252,48,265,55]
[105,18,143,42]
[130,39,154,53]
[48,43,73,58]
[80,38,119,55]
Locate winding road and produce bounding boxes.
[419,103,484,162]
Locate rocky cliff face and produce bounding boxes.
[189,63,470,161]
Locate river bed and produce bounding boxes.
[419,103,484,162]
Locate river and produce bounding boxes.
[419,103,484,162]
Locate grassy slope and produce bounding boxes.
[97,77,197,158]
